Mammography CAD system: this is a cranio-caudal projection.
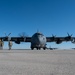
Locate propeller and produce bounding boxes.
[52,34,56,37]
[4,33,11,41]
[65,33,73,41]
[18,32,28,42]
[67,32,73,37]
[51,34,56,41]
[4,33,12,50]
[19,32,28,37]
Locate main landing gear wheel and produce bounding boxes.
[36,48,38,50]
[43,48,46,50]
[36,47,41,50]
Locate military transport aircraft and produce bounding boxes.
[0,32,75,50]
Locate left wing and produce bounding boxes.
[0,37,31,44]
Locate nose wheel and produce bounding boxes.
[31,47,41,50]
[36,47,41,50]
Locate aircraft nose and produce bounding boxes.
[36,37,40,44]
[37,36,43,43]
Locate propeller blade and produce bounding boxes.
[4,33,11,41]
[19,32,28,38]
[52,34,56,37]
[4,33,11,37]
[67,33,73,37]
[18,32,28,44]
[8,33,11,37]
[67,32,69,36]
[71,34,73,36]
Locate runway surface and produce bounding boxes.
[0,49,75,75]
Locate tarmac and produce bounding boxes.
[0,49,75,75]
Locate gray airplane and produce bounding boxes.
[0,32,75,50]
[31,32,46,50]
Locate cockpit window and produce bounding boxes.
[33,32,44,37]
[37,33,44,36]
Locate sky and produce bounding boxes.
[0,0,75,49]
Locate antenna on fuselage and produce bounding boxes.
[37,29,39,33]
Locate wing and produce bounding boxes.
[46,37,75,44]
[0,37,31,44]
[11,37,31,42]
[0,36,75,44]
[46,37,65,42]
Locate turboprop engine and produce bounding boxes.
[56,38,62,44]
[15,41,20,44]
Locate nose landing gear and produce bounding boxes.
[36,47,41,50]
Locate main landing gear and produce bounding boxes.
[31,47,46,50]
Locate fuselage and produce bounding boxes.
[31,32,46,50]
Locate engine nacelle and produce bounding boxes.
[56,39,62,44]
[15,41,20,44]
